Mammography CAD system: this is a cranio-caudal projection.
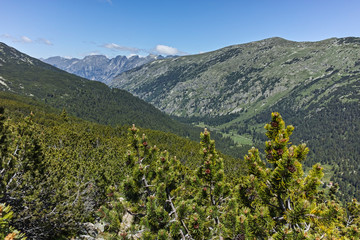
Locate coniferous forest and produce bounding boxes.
[0,93,243,239]
[1,92,360,239]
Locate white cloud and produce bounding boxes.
[38,38,53,45]
[155,45,179,55]
[21,36,32,43]
[103,43,140,53]
[101,43,186,57]
[1,34,52,45]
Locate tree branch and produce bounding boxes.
[166,190,192,240]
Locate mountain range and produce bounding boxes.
[1,38,360,201]
[41,54,172,84]
[109,37,360,201]
[0,42,242,157]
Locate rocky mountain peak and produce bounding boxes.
[42,53,166,84]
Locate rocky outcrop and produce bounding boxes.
[42,54,168,84]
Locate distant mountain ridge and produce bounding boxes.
[42,54,173,84]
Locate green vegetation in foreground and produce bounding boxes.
[99,112,360,239]
[0,204,26,240]
[1,93,359,239]
[0,94,242,239]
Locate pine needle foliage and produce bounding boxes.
[0,107,129,239]
[100,112,360,239]
[0,203,26,240]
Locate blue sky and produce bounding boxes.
[1,0,360,59]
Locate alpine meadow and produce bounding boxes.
[1,1,360,239]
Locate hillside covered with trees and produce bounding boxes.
[0,92,244,239]
[2,96,359,239]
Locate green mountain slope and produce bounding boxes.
[0,42,183,131]
[112,37,360,119]
[0,42,246,157]
[111,37,360,201]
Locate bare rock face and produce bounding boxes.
[76,221,106,240]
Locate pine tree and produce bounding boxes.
[180,128,232,239]
[99,125,189,239]
[99,113,360,239]
[0,109,47,238]
[99,125,236,239]
[60,108,69,122]
[234,112,359,239]
[0,107,12,195]
[0,112,49,237]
